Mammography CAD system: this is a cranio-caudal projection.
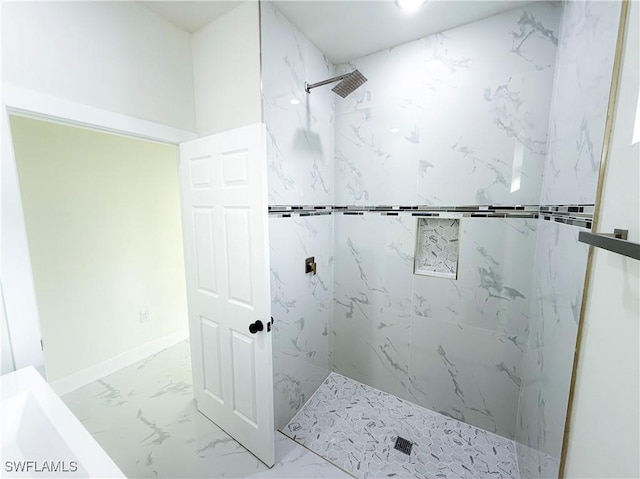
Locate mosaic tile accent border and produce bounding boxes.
[540,205,595,215]
[539,204,595,229]
[268,205,333,218]
[268,204,595,229]
[540,214,592,229]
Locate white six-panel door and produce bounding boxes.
[179,123,274,466]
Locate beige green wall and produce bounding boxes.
[10,116,188,382]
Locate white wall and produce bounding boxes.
[0,1,199,374]
[10,116,189,383]
[0,0,262,376]
[191,1,262,137]
[1,107,45,373]
[1,283,15,375]
[564,4,639,477]
[2,1,196,132]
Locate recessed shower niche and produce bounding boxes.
[413,216,461,279]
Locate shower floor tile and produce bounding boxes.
[283,372,519,479]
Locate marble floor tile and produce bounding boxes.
[284,372,520,479]
[62,340,349,479]
[252,434,352,479]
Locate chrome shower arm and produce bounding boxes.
[304,73,354,93]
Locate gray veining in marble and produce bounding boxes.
[332,214,413,402]
[62,341,348,479]
[284,372,520,479]
[515,220,589,477]
[261,1,336,207]
[263,1,338,431]
[515,2,621,476]
[540,0,622,205]
[262,1,558,446]
[333,2,561,207]
[270,215,333,430]
[333,215,537,440]
[260,3,616,479]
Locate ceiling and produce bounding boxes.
[140,0,530,63]
[274,1,529,63]
[140,1,242,33]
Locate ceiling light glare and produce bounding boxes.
[390,128,401,134]
[396,0,426,12]
[290,98,301,105]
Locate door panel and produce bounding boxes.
[193,208,217,295]
[201,317,223,401]
[225,207,254,306]
[231,331,257,423]
[188,156,212,189]
[179,123,274,466]
[222,150,249,186]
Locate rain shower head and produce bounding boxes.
[331,70,368,98]
[304,70,367,98]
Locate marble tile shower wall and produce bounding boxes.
[516,221,589,477]
[516,1,622,476]
[269,216,334,430]
[262,3,617,468]
[328,1,562,443]
[540,0,622,205]
[261,2,336,429]
[334,2,561,207]
[333,214,538,439]
[261,1,335,207]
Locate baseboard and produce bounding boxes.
[50,330,189,396]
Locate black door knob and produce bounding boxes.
[248,320,264,334]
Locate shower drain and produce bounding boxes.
[393,436,413,455]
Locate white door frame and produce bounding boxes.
[0,84,197,374]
